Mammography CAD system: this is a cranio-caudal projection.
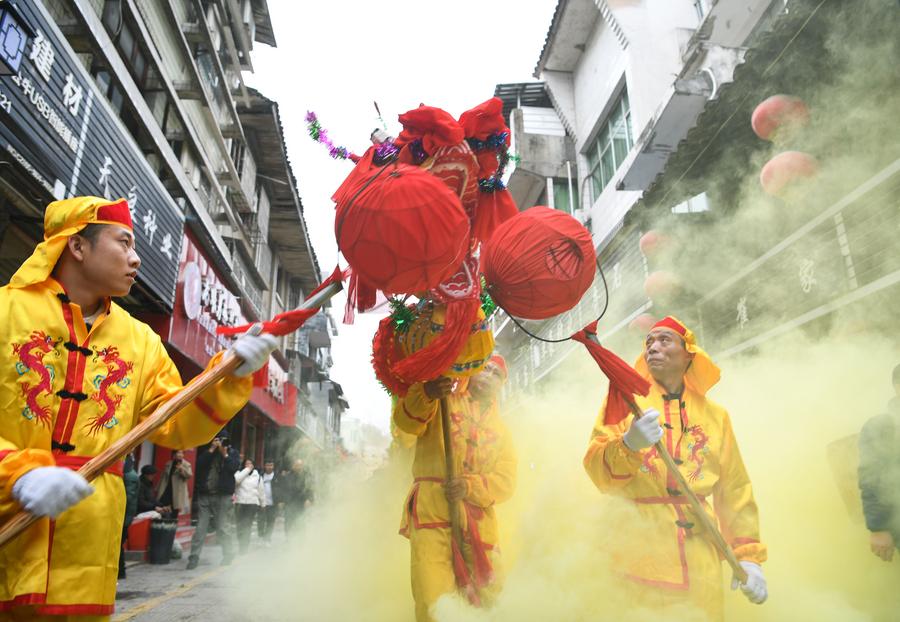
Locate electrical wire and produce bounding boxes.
[499,257,610,344]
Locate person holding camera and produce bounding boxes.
[187,431,240,569]
[157,449,193,519]
[234,458,264,554]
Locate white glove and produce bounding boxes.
[623,408,663,451]
[12,467,94,518]
[229,324,279,377]
[731,561,768,604]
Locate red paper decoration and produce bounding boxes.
[751,95,810,141]
[759,151,819,196]
[335,164,470,295]
[481,206,596,320]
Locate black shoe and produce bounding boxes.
[186,557,199,570]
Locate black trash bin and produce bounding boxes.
[148,519,177,565]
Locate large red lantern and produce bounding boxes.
[482,206,596,320]
[751,95,809,141]
[759,151,818,196]
[335,163,470,294]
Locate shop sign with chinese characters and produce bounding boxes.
[171,233,295,425]
[0,2,182,307]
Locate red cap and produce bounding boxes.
[489,354,508,380]
[651,316,687,336]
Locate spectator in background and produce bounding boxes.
[187,431,240,570]
[234,458,264,554]
[157,449,193,519]
[258,460,278,546]
[283,458,314,537]
[858,363,900,562]
[136,465,168,515]
[118,454,140,580]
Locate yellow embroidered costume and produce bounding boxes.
[583,317,765,621]
[0,197,251,618]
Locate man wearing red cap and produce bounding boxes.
[0,197,277,619]
[584,316,767,620]
[394,354,517,622]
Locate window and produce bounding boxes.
[671,192,710,214]
[585,88,633,199]
[552,177,575,214]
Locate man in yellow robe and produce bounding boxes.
[0,197,277,620]
[394,355,516,622]
[583,316,767,621]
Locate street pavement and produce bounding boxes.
[113,524,285,621]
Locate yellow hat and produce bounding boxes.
[397,303,495,378]
[634,315,721,396]
[9,196,133,289]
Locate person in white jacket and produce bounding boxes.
[234,458,265,554]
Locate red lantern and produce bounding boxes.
[759,151,818,197]
[628,313,658,333]
[638,230,670,258]
[643,271,680,301]
[482,206,596,320]
[335,163,470,294]
[751,95,809,141]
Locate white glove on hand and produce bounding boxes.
[623,408,664,451]
[229,324,279,377]
[731,561,768,604]
[12,467,94,518]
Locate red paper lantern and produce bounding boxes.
[638,230,670,258]
[335,164,470,294]
[482,206,596,320]
[628,313,658,333]
[643,271,680,301]
[751,95,809,141]
[759,151,818,196]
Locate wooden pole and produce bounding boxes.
[439,396,466,556]
[625,399,748,584]
[0,280,343,549]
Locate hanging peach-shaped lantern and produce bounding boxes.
[643,271,680,301]
[759,151,819,197]
[751,95,809,142]
[638,230,671,258]
[628,313,658,334]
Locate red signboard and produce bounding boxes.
[168,232,296,427]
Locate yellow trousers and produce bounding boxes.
[622,533,725,622]
[408,525,503,622]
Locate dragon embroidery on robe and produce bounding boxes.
[12,331,58,426]
[87,345,133,433]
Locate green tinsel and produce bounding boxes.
[480,277,498,319]
[389,297,416,333]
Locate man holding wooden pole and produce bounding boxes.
[393,354,517,622]
[0,196,278,619]
[584,316,767,620]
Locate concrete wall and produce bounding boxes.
[545,0,703,243]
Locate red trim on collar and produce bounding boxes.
[95,199,133,229]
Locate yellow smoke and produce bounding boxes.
[217,330,898,622]
[216,3,898,621]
